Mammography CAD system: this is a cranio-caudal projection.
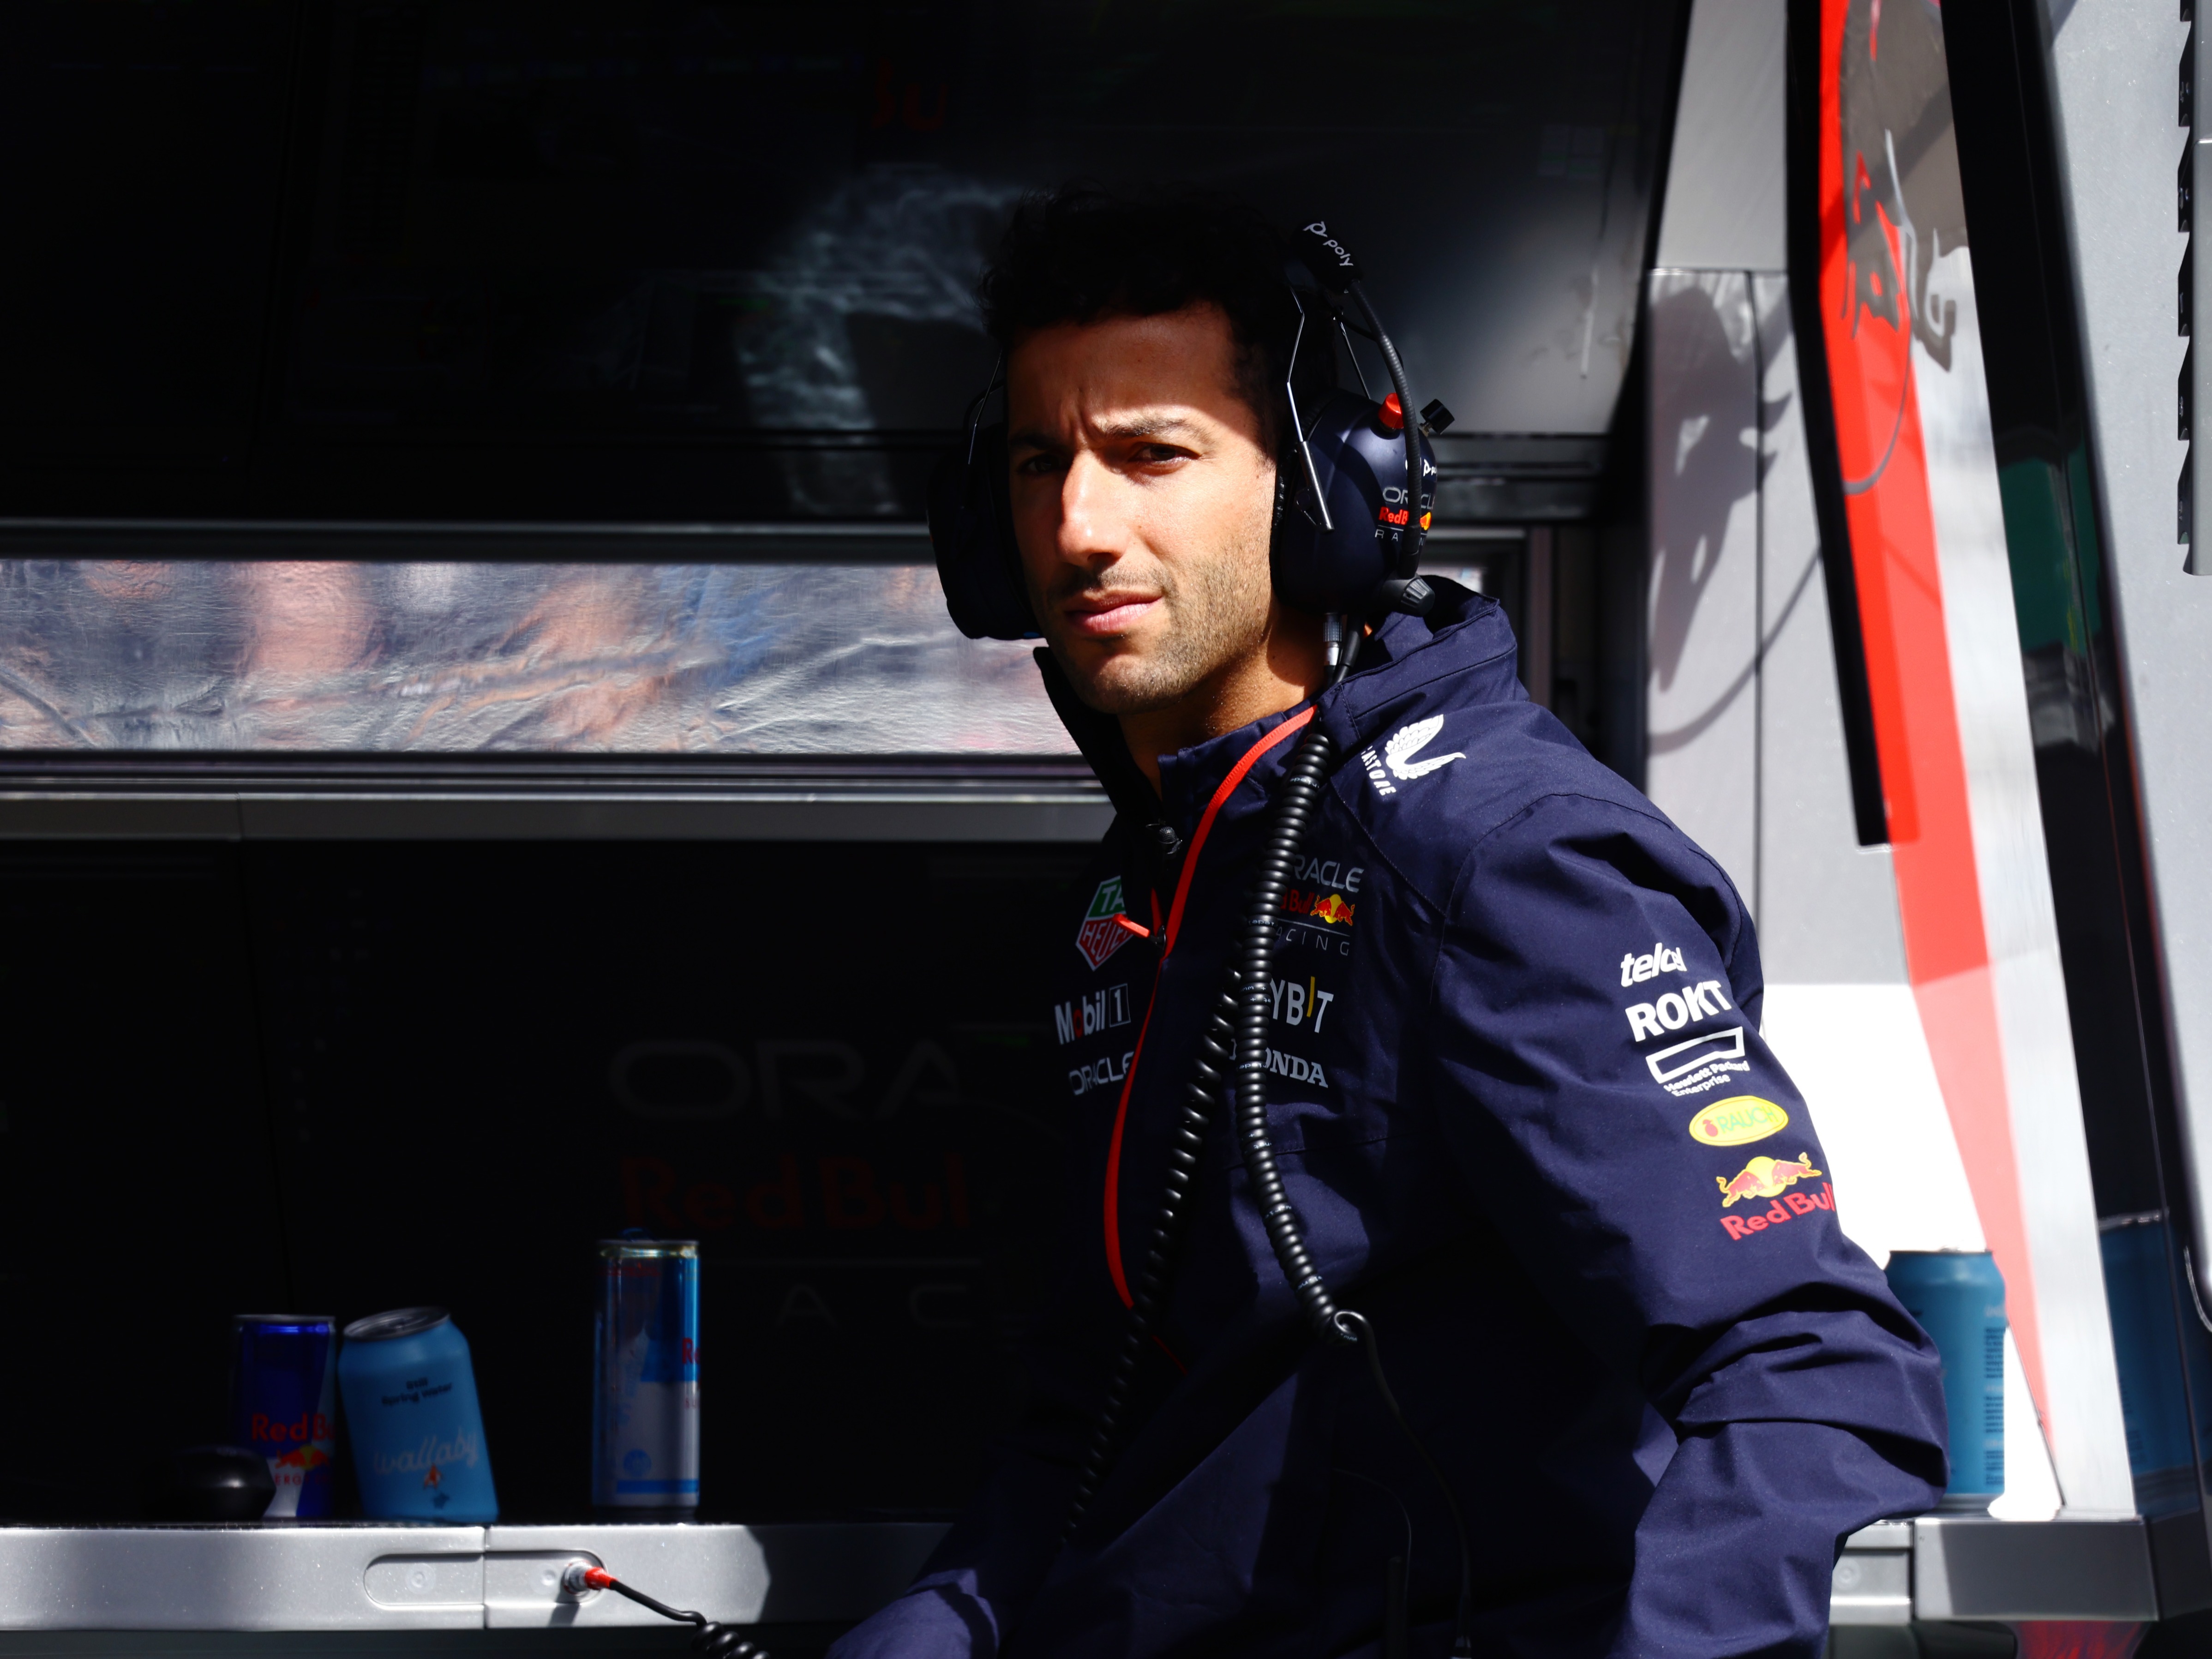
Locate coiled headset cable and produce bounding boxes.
[1232,688,1475,1657]
[1059,626,1476,1656]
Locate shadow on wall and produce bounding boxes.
[1646,274,1794,716]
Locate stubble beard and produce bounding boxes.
[1043,522,1275,716]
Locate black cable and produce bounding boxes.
[1061,965,1245,1539]
[1061,637,1367,1543]
[1334,1466,1414,1659]
[1233,720,1351,1344]
[1063,624,1485,1657]
[566,1567,768,1659]
[1337,1311,1475,1653]
[1225,664,1478,1653]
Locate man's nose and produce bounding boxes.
[1057,451,1133,563]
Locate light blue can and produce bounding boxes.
[1883,1250,2004,1509]
[337,1307,498,1522]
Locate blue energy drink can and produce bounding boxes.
[1884,1250,2005,1509]
[337,1307,498,1522]
[593,1238,700,1512]
[227,1315,339,1519]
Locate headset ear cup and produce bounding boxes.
[928,421,1038,641]
[1270,391,1430,614]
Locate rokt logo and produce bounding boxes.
[1624,980,1733,1040]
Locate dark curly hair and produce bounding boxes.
[975,183,1307,454]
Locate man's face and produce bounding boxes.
[1005,304,1278,715]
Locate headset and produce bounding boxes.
[928,219,1476,1659]
[928,219,1455,652]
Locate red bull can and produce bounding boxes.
[593,1237,700,1513]
[227,1315,338,1519]
[1883,1250,2005,1509]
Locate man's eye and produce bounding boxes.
[1014,453,1064,477]
[1130,445,1187,466]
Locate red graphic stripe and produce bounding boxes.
[1102,707,1317,1308]
[1815,0,2039,1417]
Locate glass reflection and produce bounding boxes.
[0,561,1067,755]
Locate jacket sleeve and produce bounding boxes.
[824,1439,1079,1659]
[1427,793,1948,1659]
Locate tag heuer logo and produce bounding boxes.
[1075,876,1136,971]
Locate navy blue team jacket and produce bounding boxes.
[832,585,1946,1659]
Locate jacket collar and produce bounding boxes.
[1035,578,1523,831]
[1033,648,1161,827]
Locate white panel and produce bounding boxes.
[2050,0,2212,1301]
[1750,275,1910,984]
[1646,270,1761,905]
[1762,986,2067,1518]
[1654,0,1788,271]
[1991,1329,2065,1522]
[1759,984,1983,1265]
[1912,249,2133,1515]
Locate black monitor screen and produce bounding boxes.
[1,0,1681,521]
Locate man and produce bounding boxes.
[834,187,1945,1659]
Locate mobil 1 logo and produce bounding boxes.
[1053,984,1131,1046]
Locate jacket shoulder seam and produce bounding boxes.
[1445,789,1746,959]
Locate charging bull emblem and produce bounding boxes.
[1283,888,1355,927]
[1837,0,1968,371]
[1717,1152,1823,1208]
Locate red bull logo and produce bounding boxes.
[1375,506,1436,531]
[250,1411,334,1446]
[1717,1152,1822,1207]
[1283,888,1355,928]
[1715,1151,1835,1242]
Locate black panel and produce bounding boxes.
[0,839,1073,1526]
[0,847,288,1521]
[243,838,1072,1521]
[0,0,1684,522]
[1782,0,1889,849]
[0,4,300,447]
